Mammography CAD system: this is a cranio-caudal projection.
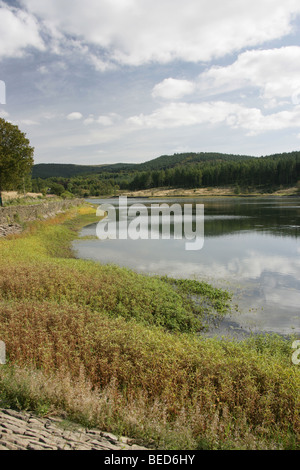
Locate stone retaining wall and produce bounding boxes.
[0,199,83,225]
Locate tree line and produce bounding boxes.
[127,152,300,191]
[31,174,120,198]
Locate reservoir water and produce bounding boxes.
[73,197,300,339]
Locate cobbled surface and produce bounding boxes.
[0,224,22,238]
[0,408,148,451]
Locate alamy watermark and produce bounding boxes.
[0,80,6,105]
[292,340,300,365]
[96,196,204,251]
[0,341,5,365]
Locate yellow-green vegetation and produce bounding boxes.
[0,206,299,450]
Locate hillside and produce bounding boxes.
[32,162,138,179]
[31,151,299,197]
[137,152,253,171]
[32,152,254,179]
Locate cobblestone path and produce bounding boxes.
[0,408,147,450]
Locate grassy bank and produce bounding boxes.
[0,206,299,449]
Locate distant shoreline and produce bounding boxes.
[107,184,299,199]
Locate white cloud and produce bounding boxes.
[97,115,115,126]
[19,119,39,126]
[66,112,83,120]
[128,102,230,129]
[199,46,300,108]
[144,46,300,137]
[37,65,48,74]
[231,107,300,135]
[83,113,121,126]
[41,112,63,120]
[88,53,117,72]
[20,0,300,66]
[0,1,44,60]
[128,101,300,135]
[152,78,196,100]
[0,109,9,119]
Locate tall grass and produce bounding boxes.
[0,205,299,449]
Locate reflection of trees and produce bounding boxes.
[202,202,299,238]
[110,199,300,239]
[202,200,300,238]
[146,200,300,238]
[204,218,299,238]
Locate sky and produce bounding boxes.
[1,0,300,165]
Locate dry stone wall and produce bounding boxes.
[0,199,83,226]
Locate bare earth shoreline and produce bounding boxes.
[118,185,299,198]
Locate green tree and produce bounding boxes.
[0,118,34,206]
[49,182,65,196]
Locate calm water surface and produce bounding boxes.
[73,197,300,338]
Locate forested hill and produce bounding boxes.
[137,152,253,171]
[31,151,300,197]
[32,152,253,179]
[32,162,138,179]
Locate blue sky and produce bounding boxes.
[1,0,300,165]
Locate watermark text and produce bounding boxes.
[0,80,6,105]
[292,340,300,365]
[0,341,5,365]
[96,197,204,251]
